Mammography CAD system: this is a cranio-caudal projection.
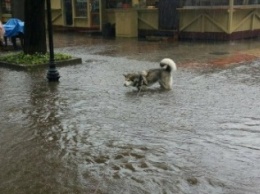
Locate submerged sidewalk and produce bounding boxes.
[52,31,260,69]
[1,32,259,71]
[181,47,260,69]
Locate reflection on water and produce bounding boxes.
[0,35,260,193]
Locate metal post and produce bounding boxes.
[46,0,60,81]
[228,0,234,34]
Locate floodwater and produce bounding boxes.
[0,33,260,194]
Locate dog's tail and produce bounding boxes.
[160,58,177,72]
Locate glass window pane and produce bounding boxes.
[75,0,87,17]
[2,0,12,14]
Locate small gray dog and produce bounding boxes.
[124,58,177,91]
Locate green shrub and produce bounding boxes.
[0,52,72,66]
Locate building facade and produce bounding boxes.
[1,0,260,40]
[178,0,260,40]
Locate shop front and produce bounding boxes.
[50,0,259,40]
[3,0,258,40]
[178,0,260,40]
[51,0,102,31]
[104,0,160,38]
[103,0,179,38]
[0,0,178,38]
[50,0,179,38]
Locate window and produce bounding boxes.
[75,0,87,17]
[2,0,12,14]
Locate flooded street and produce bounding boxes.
[0,33,260,194]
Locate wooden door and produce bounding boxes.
[89,0,100,27]
[64,0,73,25]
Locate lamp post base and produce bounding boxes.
[46,0,60,82]
[47,66,60,82]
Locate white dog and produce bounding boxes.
[124,58,177,91]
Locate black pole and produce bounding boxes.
[46,0,60,81]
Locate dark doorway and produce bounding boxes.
[64,0,73,25]
[158,0,179,30]
[90,0,100,28]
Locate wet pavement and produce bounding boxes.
[0,32,260,194]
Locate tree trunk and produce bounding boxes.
[23,0,47,54]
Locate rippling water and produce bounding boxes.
[0,38,260,194]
